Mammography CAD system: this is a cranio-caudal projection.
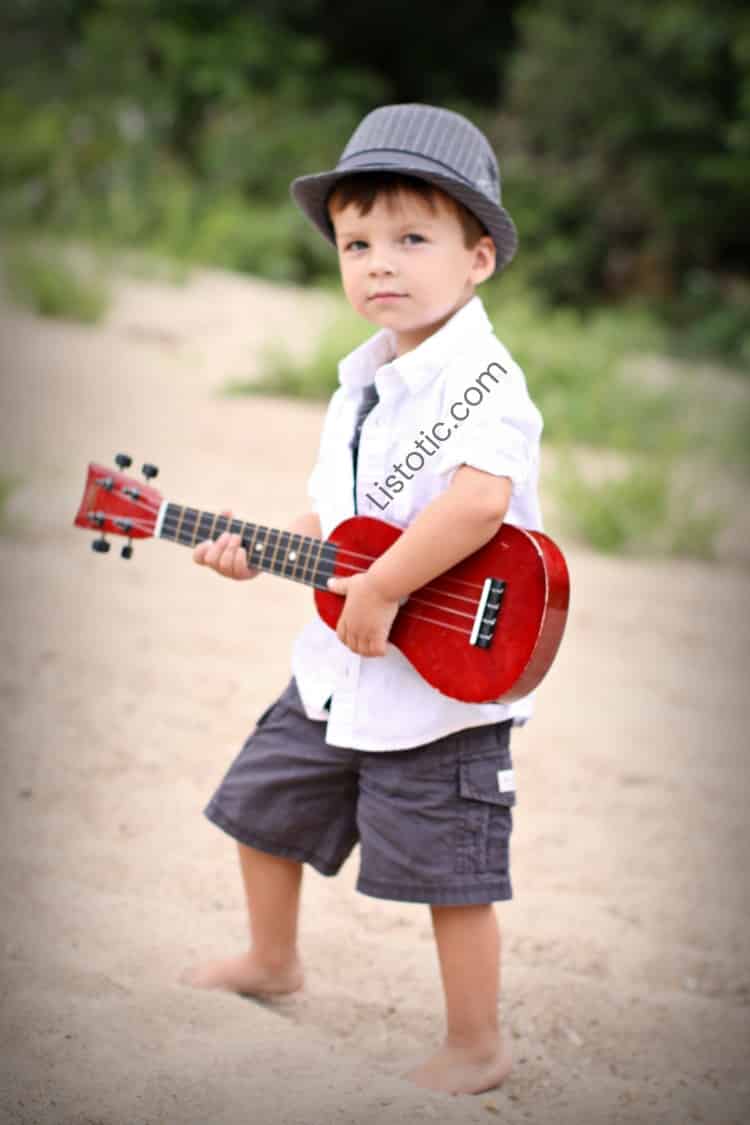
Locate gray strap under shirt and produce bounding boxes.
[323,380,380,714]
[349,380,380,515]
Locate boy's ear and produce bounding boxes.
[471,236,496,284]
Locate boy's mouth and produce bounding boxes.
[369,292,408,301]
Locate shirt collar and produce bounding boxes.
[337,295,494,396]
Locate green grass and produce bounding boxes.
[225,284,744,561]
[3,244,110,322]
[226,304,371,399]
[226,285,686,455]
[552,446,726,560]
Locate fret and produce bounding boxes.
[268,527,285,577]
[285,531,304,581]
[297,535,312,584]
[174,505,187,544]
[295,534,312,585]
[314,541,338,589]
[161,502,181,541]
[302,535,320,587]
[247,523,269,571]
[277,530,292,578]
[285,533,302,582]
[265,527,280,575]
[237,519,250,549]
[181,507,199,545]
[214,514,230,537]
[195,510,214,544]
[317,540,330,584]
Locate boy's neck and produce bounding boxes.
[392,291,476,358]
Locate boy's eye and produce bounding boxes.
[342,233,426,251]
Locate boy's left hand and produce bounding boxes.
[326,572,402,657]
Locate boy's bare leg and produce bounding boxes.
[181,843,304,996]
[405,903,512,1095]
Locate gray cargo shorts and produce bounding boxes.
[204,675,516,905]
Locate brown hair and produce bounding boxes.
[327,172,489,250]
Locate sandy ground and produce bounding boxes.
[1,266,749,1125]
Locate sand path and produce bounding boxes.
[1,268,748,1124]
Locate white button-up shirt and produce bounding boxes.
[291,294,545,750]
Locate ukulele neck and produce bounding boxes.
[157,502,338,590]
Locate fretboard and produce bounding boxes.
[159,504,338,590]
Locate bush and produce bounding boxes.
[554,447,725,560]
[3,244,110,322]
[226,304,370,399]
[480,286,682,453]
[661,270,750,372]
[189,197,335,283]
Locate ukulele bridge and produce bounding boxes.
[469,577,506,648]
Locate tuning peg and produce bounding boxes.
[121,541,134,559]
[92,537,110,553]
[115,453,132,470]
[141,463,158,481]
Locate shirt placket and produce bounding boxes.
[328,385,387,744]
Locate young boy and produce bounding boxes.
[184,103,544,1097]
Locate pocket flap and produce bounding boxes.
[459,758,517,806]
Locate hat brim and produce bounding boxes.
[290,156,518,275]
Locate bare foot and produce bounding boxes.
[404,1036,512,1096]
[179,952,304,998]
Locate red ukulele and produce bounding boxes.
[74,455,570,704]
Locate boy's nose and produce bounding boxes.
[368,254,396,276]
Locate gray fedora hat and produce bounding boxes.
[290,103,518,274]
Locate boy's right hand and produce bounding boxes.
[193,510,260,580]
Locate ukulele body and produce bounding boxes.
[315,515,569,704]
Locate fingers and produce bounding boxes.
[193,508,232,564]
[203,532,255,578]
[192,509,259,580]
[335,620,384,657]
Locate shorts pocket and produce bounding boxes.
[252,698,280,732]
[455,757,516,875]
[252,679,298,733]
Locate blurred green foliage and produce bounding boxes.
[232,289,678,453]
[0,0,748,367]
[4,242,110,321]
[231,286,743,559]
[553,448,725,560]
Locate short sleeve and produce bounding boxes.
[305,387,346,513]
[433,351,543,494]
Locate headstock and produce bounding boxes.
[74,454,163,559]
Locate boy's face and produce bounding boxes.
[330,187,495,357]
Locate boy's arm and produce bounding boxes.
[365,465,511,601]
[288,511,323,540]
[326,465,511,656]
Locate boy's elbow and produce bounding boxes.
[451,464,512,524]
[482,476,512,523]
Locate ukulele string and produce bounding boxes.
[131,495,488,595]
[110,512,481,637]
[132,502,491,616]
[156,512,490,604]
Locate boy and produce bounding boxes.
[184,104,544,1097]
